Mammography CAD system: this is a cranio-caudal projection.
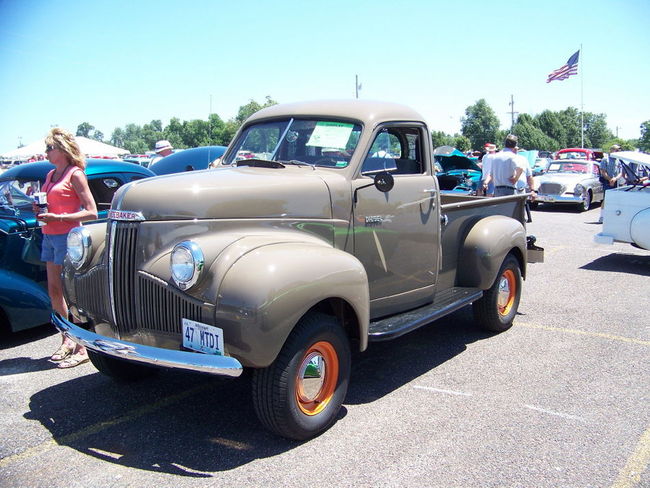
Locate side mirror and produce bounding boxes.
[374,171,394,193]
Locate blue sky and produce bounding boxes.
[1,0,649,154]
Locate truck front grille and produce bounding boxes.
[111,221,139,333]
[105,221,206,336]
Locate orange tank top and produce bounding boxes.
[42,165,83,235]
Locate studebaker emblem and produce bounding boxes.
[108,210,145,221]
[365,215,383,225]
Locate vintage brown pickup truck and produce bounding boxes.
[55,100,542,439]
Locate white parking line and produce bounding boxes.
[523,404,587,423]
[413,385,472,396]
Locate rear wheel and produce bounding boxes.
[252,312,351,440]
[88,351,159,382]
[473,254,522,332]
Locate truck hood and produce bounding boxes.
[115,166,337,220]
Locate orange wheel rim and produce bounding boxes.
[497,269,516,316]
[295,341,339,416]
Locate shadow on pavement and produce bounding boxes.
[0,356,53,375]
[580,252,650,276]
[0,322,56,350]
[24,307,495,475]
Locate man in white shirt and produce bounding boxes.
[487,134,523,197]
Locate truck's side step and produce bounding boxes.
[368,287,483,341]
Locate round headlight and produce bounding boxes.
[574,184,585,195]
[66,227,91,270]
[170,241,204,290]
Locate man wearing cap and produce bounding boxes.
[480,142,497,196]
[486,134,523,197]
[150,140,174,166]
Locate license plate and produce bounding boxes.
[182,318,224,355]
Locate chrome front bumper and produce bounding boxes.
[52,313,243,377]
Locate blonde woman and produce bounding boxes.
[35,128,98,368]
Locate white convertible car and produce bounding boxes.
[533,159,604,211]
[594,151,650,250]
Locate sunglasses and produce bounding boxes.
[45,144,57,152]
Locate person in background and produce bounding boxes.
[514,146,535,222]
[598,144,621,224]
[149,139,174,166]
[480,143,497,196]
[35,128,98,368]
[487,135,522,197]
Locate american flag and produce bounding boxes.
[546,50,580,83]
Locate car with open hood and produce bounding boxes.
[0,159,154,333]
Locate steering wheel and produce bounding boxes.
[313,157,338,166]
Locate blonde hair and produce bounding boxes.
[45,128,86,169]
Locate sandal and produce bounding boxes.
[50,344,74,362]
[57,353,90,369]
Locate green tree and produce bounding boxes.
[512,114,556,151]
[235,96,278,125]
[460,99,500,150]
[639,121,650,152]
[452,135,471,152]
[557,107,587,147]
[142,120,164,150]
[76,122,95,137]
[430,130,455,149]
[534,111,565,150]
[583,113,612,149]
[91,130,104,142]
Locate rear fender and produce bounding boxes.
[456,215,526,289]
[213,242,369,368]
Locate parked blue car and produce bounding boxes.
[0,159,155,333]
[148,145,227,176]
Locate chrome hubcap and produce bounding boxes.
[497,276,511,310]
[298,352,326,401]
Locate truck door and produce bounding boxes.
[352,124,440,317]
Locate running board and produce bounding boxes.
[368,287,483,342]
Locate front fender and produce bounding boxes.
[0,269,51,332]
[456,215,526,289]
[214,242,369,368]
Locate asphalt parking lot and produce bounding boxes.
[1,204,648,488]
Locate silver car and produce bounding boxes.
[533,159,604,211]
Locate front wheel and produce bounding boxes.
[579,190,592,212]
[252,312,351,440]
[473,254,522,332]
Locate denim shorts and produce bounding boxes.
[41,233,68,265]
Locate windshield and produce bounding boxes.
[0,180,40,208]
[546,162,589,174]
[557,151,587,160]
[223,118,362,168]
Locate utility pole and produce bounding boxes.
[508,95,518,131]
[355,75,362,99]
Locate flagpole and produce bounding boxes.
[580,44,584,148]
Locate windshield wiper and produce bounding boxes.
[280,160,315,168]
[236,159,285,169]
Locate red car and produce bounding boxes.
[555,148,604,161]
